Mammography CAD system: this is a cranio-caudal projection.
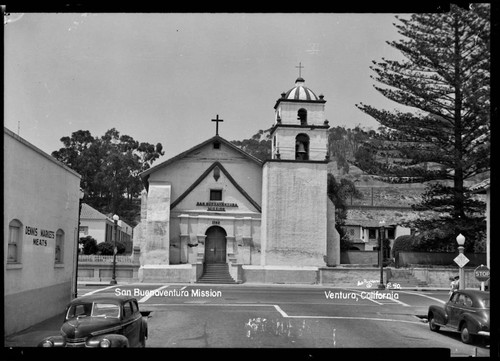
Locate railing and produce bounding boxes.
[78,254,137,264]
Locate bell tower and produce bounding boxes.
[271,76,329,161]
[261,68,340,267]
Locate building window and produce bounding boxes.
[387,228,395,239]
[8,219,22,263]
[297,108,307,125]
[55,229,64,264]
[79,226,89,235]
[213,141,221,149]
[368,229,376,239]
[210,189,222,201]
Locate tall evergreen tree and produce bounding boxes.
[354,4,490,249]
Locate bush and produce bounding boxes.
[121,239,133,254]
[392,235,419,257]
[79,236,98,255]
[97,242,115,255]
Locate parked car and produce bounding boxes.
[428,289,490,344]
[38,295,149,348]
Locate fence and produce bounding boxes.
[395,251,487,268]
[78,254,136,264]
[78,254,139,282]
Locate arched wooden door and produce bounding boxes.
[204,226,227,264]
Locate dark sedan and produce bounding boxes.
[38,295,148,348]
[428,289,490,344]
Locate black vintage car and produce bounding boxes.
[428,289,490,344]
[38,295,148,348]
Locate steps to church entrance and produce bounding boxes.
[197,263,237,284]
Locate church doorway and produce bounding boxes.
[204,226,227,264]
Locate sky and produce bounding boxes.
[4,12,412,161]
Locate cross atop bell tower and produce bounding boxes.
[295,62,304,78]
[211,114,224,136]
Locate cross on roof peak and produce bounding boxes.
[211,114,224,136]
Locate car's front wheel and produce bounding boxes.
[428,314,440,332]
[460,322,474,344]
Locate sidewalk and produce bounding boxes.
[4,312,65,348]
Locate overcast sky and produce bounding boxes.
[4,12,411,160]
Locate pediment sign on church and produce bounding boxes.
[171,161,261,214]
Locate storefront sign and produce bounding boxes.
[196,202,238,212]
[25,225,55,247]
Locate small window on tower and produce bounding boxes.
[210,189,222,201]
[298,108,307,125]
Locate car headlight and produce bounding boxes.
[41,339,54,347]
[99,338,111,348]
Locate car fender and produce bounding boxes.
[38,335,66,347]
[86,334,130,348]
[459,313,482,334]
[428,305,447,325]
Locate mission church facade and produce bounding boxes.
[133,74,340,283]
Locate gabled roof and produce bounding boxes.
[80,203,109,221]
[140,135,263,180]
[170,161,261,213]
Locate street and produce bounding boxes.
[76,282,490,356]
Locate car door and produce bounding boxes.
[121,301,139,346]
[443,293,459,326]
[449,293,467,329]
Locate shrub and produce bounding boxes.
[97,242,115,255]
[392,235,419,257]
[79,236,98,255]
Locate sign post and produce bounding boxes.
[474,265,490,291]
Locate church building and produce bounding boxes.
[134,73,340,283]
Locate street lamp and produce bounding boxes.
[110,214,119,285]
[378,220,386,290]
[456,233,466,290]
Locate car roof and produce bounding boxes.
[69,294,137,305]
[456,289,489,298]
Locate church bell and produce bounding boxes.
[297,142,306,154]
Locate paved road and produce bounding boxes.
[75,282,490,356]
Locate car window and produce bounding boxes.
[92,303,120,318]
[66,303,92,320]
[457,294,466,305]
[480,297,490,308]
[131,301,139,314]
[123,301,133,319]
[450,292,461,303]
[464,296,473,307]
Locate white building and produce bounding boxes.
[134,76,340,283]
[4,127,82,335]
[79,203,133,249]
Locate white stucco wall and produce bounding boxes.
[261,161,328,266]
[271,127,329,161]
[4,128,81,335]
[277,102,326,126]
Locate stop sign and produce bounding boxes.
[474,265,490,282]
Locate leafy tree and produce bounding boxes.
[52,128,164,226]
[354,5,490,250]
[327,173,363,250]
[231,129,272,161]
[328,126,375,174]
